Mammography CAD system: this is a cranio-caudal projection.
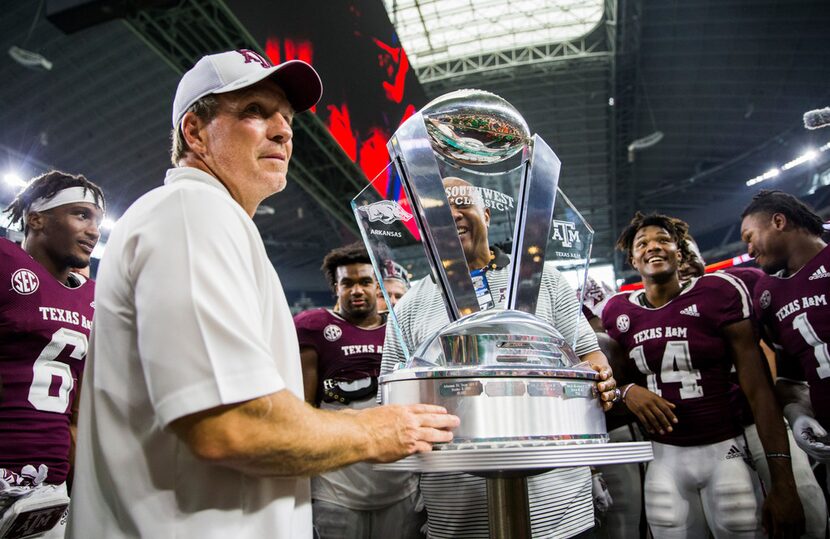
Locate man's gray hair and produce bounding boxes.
[170,94,220,166]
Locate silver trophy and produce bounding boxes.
[353,90,651,537]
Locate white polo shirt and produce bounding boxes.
[67,167,311,538]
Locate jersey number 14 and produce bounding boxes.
[630,340,704,399]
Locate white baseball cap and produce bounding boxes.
[172,49,323,128]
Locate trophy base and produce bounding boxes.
[374,441,654,473]
[380,369,606,445]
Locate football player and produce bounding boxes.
[0,170,104,538]
[603,212,803,538]
[295,243,423,538]
[679,233,827,537]
[741,191,830,469]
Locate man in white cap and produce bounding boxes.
[0,170,104,539]
[67,49,458,539]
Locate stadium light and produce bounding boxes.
[746,168,780,187]
[746,143,829,187]
[3,172,25,188]
[100,217,116,231]
[781,149,817,171]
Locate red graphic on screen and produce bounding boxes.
[265,31,422,240]
[359,128,391,190]
[373,38,409,104]
[327,104,357,162]
[265,37,315,112]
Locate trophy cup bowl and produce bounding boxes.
[422,89,530,165]
[380,309,608,448]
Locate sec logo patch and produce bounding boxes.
[11,269,39,295]
[759,290,771,310]
[323,324,342,342]
[616,314,630,333]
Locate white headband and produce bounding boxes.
[26,187,102,217]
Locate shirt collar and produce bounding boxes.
[164,167,233,198]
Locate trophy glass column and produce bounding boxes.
[353,90,651,538]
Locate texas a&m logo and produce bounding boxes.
[11,268,39,295]
[551,220,581,248]
[236,49,271,69]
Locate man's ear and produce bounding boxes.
[484,207,491,227]
[181,111,208,156]
[26,211,45,233]
[771,212,788,231]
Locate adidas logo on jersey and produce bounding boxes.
[809,265,830,280]
[679,304,700,317]
[724,445,744,460]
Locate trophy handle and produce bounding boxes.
[388,113,481,321]
[506,135,561,314]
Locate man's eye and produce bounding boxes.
[244,104,264,115]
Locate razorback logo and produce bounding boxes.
[358,201,413,225]
[236,49,271,69]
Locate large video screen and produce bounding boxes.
[230,0,429,202]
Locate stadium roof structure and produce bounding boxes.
[1,0,829,293]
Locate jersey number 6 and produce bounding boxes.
[27,328,87,413]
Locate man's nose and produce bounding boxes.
[269,113,293,142]
[88,222,101,241]
[351,284,366,295]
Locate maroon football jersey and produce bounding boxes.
[754,245,830,427]
[0,238,94,484]
[293,308,385,404]
[723,266,767,426]
[723,266,765,297]
[603,273,752,446]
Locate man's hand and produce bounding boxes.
[358,404,459,463]
[791,415,830,461]
[762,482,806,538]
[623,385,677,435]
[591,471,613,513]
[582,363,617,411]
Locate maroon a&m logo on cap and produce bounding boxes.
[236,49,271,69]
[11,268,39,295]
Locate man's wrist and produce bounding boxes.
[621,383,636,402]
[783,403,814,426]
[767,458,798,486]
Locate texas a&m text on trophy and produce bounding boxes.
[352,90,652,537]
